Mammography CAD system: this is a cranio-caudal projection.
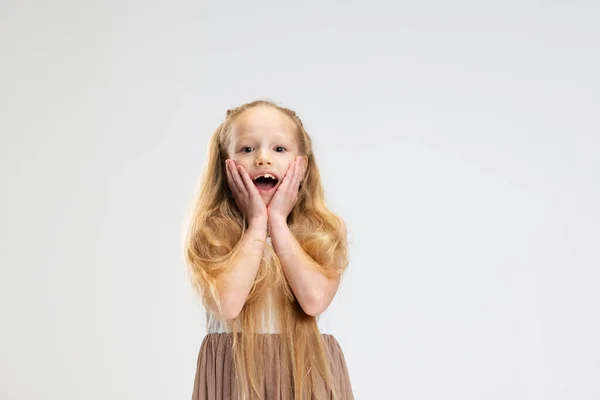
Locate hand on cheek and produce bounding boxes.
[267,156,306,221]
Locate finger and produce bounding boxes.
[297,156,303,181]
[225,160,238,194]
[290,157,301,192]
[238,165,258,195]
[280,160,295,189]
[229,160,247,196]
[297,157,305,186]
[234,165,249,197]
[287,159,297,192]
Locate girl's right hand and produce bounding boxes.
[225,159,268,225]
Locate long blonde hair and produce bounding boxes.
[184,100,349,399]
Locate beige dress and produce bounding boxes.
[191,237,354,399]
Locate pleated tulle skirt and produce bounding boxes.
[191,333,354,400]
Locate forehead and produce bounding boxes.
[231,106,296,142]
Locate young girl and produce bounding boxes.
[184,100,354,399]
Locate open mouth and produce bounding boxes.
[253,175,279,192]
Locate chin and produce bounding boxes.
[261,195,273,205]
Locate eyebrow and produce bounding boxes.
[234,135,290,144]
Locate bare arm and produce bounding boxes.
[215,218,268,320]
[269,216,341,317]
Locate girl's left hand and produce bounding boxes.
[267,156,306,222]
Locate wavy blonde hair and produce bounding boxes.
[183,99,349,399]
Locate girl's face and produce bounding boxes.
[227,106,305,205]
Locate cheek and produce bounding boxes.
[285,155,298,168]
[228,156,244,167]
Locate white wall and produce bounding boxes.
[1,1,598,399]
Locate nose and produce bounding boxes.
[254,150,272,167]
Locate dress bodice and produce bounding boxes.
[205,235,331,334]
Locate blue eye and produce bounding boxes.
[240,146,286,153]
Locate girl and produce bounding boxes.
[184,100,354,399]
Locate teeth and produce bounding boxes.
[254,173,276,181]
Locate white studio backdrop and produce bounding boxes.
[1,1,599,399]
